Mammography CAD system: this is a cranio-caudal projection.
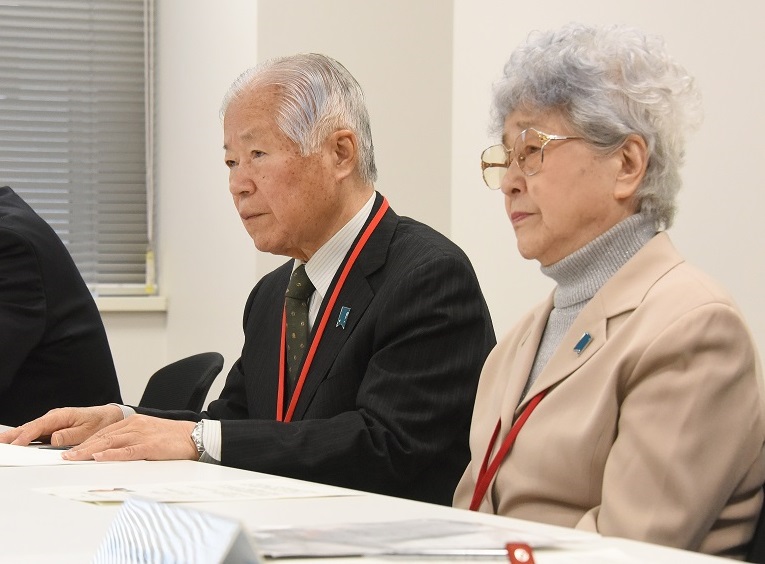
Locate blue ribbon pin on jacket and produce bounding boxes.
[336,306,351,329]
[573,332,592,355]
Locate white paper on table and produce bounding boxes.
[250,518,598,559]
[0,443,93,466]
[536,547,645,563]
[35,477,362,503]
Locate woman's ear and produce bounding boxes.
[614,134,648,201]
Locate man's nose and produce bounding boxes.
[229,166,254,196]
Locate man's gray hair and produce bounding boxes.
[493,23,703,229]
[221,53,377,185]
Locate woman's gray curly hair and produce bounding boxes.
[493,23,703,229]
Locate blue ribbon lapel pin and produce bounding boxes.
[336,306,351,329]
[573,332,592,355]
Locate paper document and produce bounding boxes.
[250,518,596,559]
[0,443,92,466]
[36,477,361,503]
[94,497,259,564]
[540,548,644,563]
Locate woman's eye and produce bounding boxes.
[252,150,265,158]
[225,160,237,169]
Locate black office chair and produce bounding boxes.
[138,352,224,411]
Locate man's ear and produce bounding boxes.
[614,134,648,201]
[327,129,358,181]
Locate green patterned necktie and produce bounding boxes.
[285,264,315,390]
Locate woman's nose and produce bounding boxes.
[500,163,524,196]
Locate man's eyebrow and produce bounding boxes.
[224,130,259,151]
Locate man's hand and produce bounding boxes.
[61,415,198,462]
[0,405,123,447]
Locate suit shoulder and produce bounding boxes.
[0,211,42,265]
[0,199,67,260]
[391,216,473,265]
[650,260,740,311]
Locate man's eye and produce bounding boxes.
[225,160,237,169]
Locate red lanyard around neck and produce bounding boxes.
[469,389,547,511]
[276,197,390,422]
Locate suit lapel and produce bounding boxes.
[514,233,683,415]
[242,263,292,420]
[291,195,397,420]
[500,301,551,417]
[515,300,608,415]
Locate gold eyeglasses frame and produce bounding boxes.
[480,128,583,189]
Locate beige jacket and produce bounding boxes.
[454,233,765,559]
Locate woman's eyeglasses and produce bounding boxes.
[480,128,583,189]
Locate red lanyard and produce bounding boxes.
[276,197,390,422]
[469,389,547,511]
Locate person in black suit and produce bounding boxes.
[0,186,122,427]
[0,54,495,505]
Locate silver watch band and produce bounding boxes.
[191,420,205,458]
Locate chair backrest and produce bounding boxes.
[747,486,765,563]
[138,352,224,412]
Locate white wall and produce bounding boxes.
[103,0,765,404]
[452,0,765,344]
[102,0,259,405]
[253,0,454,277]
[102,0,453,405]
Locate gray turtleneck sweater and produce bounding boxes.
[521,213,657,400]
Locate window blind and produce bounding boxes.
[0,0,155,296]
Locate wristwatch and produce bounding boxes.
[191,420,205,459]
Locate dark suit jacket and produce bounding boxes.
[0,186,122,426]
[138,194,495,504]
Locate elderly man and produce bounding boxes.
[1,53,495,505]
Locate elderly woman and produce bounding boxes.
[453,23,765,559]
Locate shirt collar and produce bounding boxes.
[294,192,377,303]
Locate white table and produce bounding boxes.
[0,457,732,563]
